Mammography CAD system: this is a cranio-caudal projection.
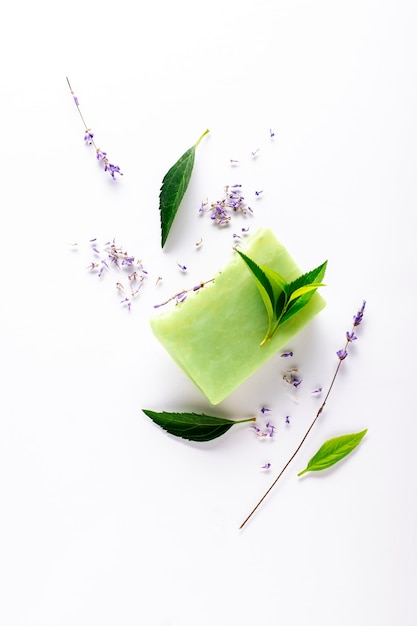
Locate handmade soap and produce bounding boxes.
[150,228,326,405]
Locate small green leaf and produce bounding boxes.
[261,266,288,297]
[143,409,255,442]
[159,129,209,248]
[280,261,327,324]
[287,282,326,304]
[297,429,368,476]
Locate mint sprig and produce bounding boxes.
[235,249,327,345]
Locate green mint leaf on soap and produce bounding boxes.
[159,129,209,248]
[297,429,367,476]
[280,260,327,324]
[143,409,255,442]
[236,250,326,345]
[234,249,278,342]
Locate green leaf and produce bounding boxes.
[287,260,328,295]
[236,251,327,345]
[235,250,276,305]
[261,266,288,297]
[235,250,277,342]
[287,282,326,304]
[159,129,209,248]
[143,409,255,442]
[280,261,327,325]
[297,429,368,476]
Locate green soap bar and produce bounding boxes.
[150,228,326,405]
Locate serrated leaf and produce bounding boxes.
[143,409,255,442]
[235,250,276,342]
[236,251,327,345]
[235,250,276,305]
[297,429,368,476]
[159,129,209,248]
[286,260,327,298]
[280,261,327,325]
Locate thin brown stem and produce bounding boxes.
[66,76,100,151]
[239,331,353,530]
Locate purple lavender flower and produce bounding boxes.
[104,161,123,180]
[120,297,132,311]
[353,300,366,326]
[67,78,123,182]
[205,184,253,226]
[346,331,357,342]
[283,368,302,387]
[84,129,94,144]
[96,149,107,161]
[266,422,276,437]
[121,255,135,266]
[337,349,348,360]
[285,415,290,424]
[261,463,271,470]
[260,406,271,414]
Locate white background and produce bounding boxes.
[1,1,416,624]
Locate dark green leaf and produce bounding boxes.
[287,260,328,295]
[235,249,277,343]
[297,429,368,476]
[159,129,209,248]
[143,409,255,442]
[280,260,327,325]
[235,249,276,306]
[236,252,327,345]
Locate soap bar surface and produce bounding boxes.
[150,228,325,405]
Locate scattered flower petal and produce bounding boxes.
[283,368,302,387]
[200,184,253,226]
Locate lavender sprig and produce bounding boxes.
[153,278,215,308]
[66,77,123,180]
[239,300,367,529]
